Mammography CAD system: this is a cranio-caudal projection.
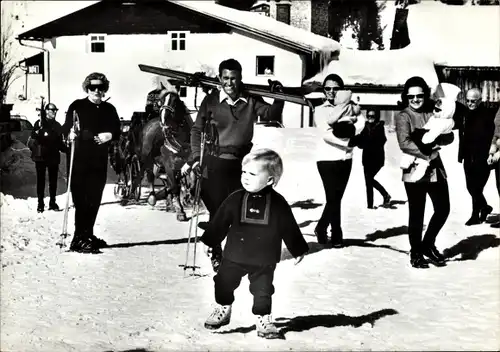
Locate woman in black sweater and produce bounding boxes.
[354,109,391,209]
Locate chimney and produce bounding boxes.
[275,0,291,25]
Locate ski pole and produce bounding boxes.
[57,111,79,249]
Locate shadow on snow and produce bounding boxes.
[106,237,191,248]
[281,225,409,261]
[443,234,500,261]
[290,199,323,210]
[215,308,399,336]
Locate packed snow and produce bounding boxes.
[1,127,499,351]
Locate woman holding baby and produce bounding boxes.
[395,76,454,269]
[313,74,366,248]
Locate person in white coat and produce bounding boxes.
[313,74,366,248]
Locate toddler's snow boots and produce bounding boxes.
[204,304,231,330]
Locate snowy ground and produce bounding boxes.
[1,128,499,352]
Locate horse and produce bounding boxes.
[128,86,194,221]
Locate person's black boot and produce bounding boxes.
[69,234,101,254]
[422,246,446,267]
[48,200,60,211]
[410,252,429,269]
[37,202,44,213]
[89,234,108,248]
[465,213,481,226]
[314,228,328,245]
[330,231,343,248]
[382,194,392,207]
[479,205,493,223]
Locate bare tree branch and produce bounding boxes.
[1,8,21,103]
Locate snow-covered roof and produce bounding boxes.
[171,0,340,58]
[380,2,500,67]
[303,45,440,89]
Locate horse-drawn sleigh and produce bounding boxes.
[109,83,198,221]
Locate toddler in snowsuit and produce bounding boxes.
[400,97,456,182]
[200,148,309,339]
[324,90,362,140]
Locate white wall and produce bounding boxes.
[26,30,309,127]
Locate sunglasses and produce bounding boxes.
[407,94,424,100]
[324,87,340,92]
[466,99,479,103]
[88,84,105,92]
[46,108,58,112]
[367,114,376,118]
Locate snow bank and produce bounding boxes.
[0,139,67,199]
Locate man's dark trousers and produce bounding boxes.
[35,161,59,204]
[463,158,491,214]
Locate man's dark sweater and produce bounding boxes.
[461,104,496,163]
[190,89,284,161]
[200,186,309,266]
[62,98,121,170]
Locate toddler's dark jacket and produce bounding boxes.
[200,186,309,266]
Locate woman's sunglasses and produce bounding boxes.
[88,84,105,92]
[407,94,424,100]
[324,87,340,92]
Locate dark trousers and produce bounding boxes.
[214,259,276,316]
[71,165,107,239]
[316,160,352,240]
[201,156,243,218]
[363,164,389,208]
[463,159,491,214]
[404,176,450,254]
[35,161,59,204]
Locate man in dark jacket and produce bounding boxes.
[181,58,284,271]
[28,103,66,213]
[460,88,496,226]
[62,72,121,253]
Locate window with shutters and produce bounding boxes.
[89,34,106,53]
[170,31,187,51]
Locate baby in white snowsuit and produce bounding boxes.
[400,96,456,182]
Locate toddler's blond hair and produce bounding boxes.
[242,148,283,186]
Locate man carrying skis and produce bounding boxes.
[62,72,121,253]
[181,58,285,272]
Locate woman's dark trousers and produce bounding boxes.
[316,160,352,241]
[35,161,59,205]
[403,175,450,255]
[363,164,389,208]
[70,165,107,240]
